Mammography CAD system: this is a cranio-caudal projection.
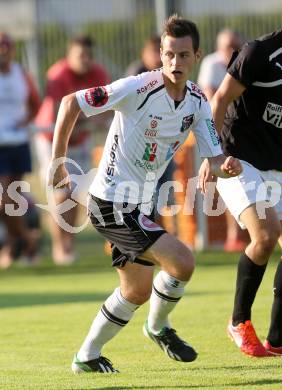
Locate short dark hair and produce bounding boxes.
[161,15,200,52]
[68,35,95,51]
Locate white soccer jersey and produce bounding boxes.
[76,69,222,204]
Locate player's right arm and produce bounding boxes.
[211,73,246,133]
[48,76,141,188]
[48,93,81,189]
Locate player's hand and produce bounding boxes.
[198,158,216,194]
[220,156,242,177]
[198,155,243,194]
[47,159,71,190]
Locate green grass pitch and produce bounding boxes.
[1,231,282,390]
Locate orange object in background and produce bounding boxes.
[173,134,198,248]
[92,146,104,168]
[173,133,228,249]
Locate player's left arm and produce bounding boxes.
[192,96,242,194]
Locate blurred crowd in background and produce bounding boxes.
[0,0,281,268]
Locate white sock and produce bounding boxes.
[77,287,139,361]
[147,271,187,334]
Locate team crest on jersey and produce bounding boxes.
[180,114,194,132]
[85,86,108,107]
[138,214,163,231]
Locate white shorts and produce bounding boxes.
[217,160,282,228]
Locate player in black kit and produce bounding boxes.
[208,29,282,357]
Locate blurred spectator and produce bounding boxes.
[0,32,41,268]
[197,28,248,252]
[0,194,41,262]
[125,35,162,76]
[35,35,111,264]
[197,28,244,100]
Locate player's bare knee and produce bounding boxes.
[122,286,152,305]
[252,228,280,257]
[175,247,195,280]
[180,259,195,280]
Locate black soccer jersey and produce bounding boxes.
[221,29,282,171]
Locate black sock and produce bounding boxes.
[267,261,282,347]
[232,253,267,326]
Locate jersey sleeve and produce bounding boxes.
[192,99,223,157]
[76,76,138,117]
[227,41,266,87]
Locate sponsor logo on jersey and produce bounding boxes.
[205,119,219,146]
[165,141,180,160]
[134,159,155,171]
[142,142,157,162]
[136,80,158,94]
[263,102,282,128]
[138,214,163,231]
[180,114,194,132]
[144,129,158,137]
[149,114,162,120]
[106,135,119,177]
[150,119,158,129]
[85,86,108,107]
[105,176,116,187]
[191,83,207,101]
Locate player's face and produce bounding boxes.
[161,35,200,86]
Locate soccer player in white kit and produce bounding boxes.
[49,16,242,373]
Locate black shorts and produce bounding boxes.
[0,143,31,175]
[87,194,166,267]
